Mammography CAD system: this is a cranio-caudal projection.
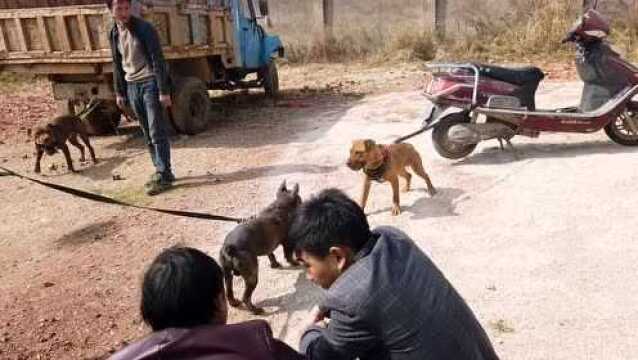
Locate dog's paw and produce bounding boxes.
[34,168,41,174]
[391,205,401,216]
[228,298,242,308]
[270,262,283,269]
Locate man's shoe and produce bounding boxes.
[162,172,176,183]
[144,172,162,189]
[145,178,173,196]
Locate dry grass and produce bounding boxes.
[274,0,638,65]
[284,27,437,64]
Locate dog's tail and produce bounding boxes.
[220,244,241,276]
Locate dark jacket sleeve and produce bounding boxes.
[299,310,380,360]
[272,339,306,360]
[109,27,127,99]
[255,320,304,360]
[139,21,171,96]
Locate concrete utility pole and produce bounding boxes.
[323,0,334,41]
[582,0,597,10]
[425,0,447,38]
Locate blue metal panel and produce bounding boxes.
[230,0,283,70]
[262,35,282,64]
[230,0,244,68]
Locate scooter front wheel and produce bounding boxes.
[605,110,638,146]
[432,112,478,159]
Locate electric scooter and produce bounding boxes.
[398,8,638,159]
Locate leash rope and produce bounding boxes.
[0,166,245,223]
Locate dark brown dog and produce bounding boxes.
[33,115,97,173]
[219,181,301,314]
[347,139,436,216]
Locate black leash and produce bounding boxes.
[394,124,433,144]
[394,107,437,144]
[0,166,245,223]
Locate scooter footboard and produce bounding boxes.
[475,85,638,133]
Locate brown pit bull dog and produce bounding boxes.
[219,181,301,314]
[33,115,97,174]
[347,139,436,216]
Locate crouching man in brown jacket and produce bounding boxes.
[109,246,304,360]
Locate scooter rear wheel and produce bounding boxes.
[605,110,638,146]
[432,112,478,159]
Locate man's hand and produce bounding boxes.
[159,94,172,108]
[116,95,126,109]
[305,305,329,329]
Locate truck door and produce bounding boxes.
[238,0,264,70]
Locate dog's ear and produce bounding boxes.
[352,140,367,153]
[278,180,288,193]
[364,139,376,151]
[291,183,299,197]
[46,123,59,136]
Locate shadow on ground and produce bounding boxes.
[255,271,324,341]
[55,220,119,248]
[366,187,466,219]
[454,140,638,166]
[104,88,365,151]
[171,163,338,191]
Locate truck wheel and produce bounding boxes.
[605,110,638,146]
[80,100,122,136]
[171,77,211,135]
[261,61,279,98]
[432,112,477,159]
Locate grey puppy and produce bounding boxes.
[220,181,301,314]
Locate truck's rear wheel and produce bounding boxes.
[261,61,279,98]
[171,76,211,135]
[82,100,122,136]
[432,112,477,159]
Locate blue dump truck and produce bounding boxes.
[0,0,284,134]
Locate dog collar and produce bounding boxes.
[363,146,390,183]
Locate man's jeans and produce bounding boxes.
[127,79,173,180]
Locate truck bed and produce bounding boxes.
[0,0,234,74]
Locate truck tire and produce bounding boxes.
[171,76,211,135]
[261,61,279,98]
[82,100,122,136]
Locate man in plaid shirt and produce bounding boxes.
[290,189,500,360]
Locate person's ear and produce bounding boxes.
[214,292,228,325]
[328,246,353,274]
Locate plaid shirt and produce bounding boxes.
[300,226,500,360]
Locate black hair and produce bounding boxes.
[141,246,224,331]
[105,0,130,9]
[289,188,371,258]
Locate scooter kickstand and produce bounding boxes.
[504,138,520,160]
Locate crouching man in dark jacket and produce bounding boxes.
[109,246,304,360]
[289,189,500,360]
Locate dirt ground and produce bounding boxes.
[1,62,636,360]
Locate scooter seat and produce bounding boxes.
[476,64,545,86]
